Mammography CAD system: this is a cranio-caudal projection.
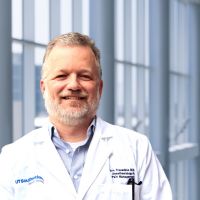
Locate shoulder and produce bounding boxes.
[97,117,149,143]
[0,126,47,163]
[96,117,151,154]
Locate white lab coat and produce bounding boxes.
[0,117,172,200]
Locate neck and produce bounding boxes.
[49,116,94,142]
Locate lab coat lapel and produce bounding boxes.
[33,127,76,194]
[78,118,113,199]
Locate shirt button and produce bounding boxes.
[65,149,70,153]
[73,175,79,179]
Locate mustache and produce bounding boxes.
[60,91,88,98]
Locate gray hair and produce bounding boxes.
[42,32,102,79]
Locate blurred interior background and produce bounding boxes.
[0,0,200,199]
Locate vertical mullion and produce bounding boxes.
[188,3,200,200]
[23,0,35,134]
[149,0,170,174]
[0,0,12,148]
[50,0,60,38]
[72,0,82,32]
[114,0,125,125]
[89,0,115,123]
[136,0,146,133]
[124,0,133,129]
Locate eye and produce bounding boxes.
[54,74,67,80]
[79,74,92,81]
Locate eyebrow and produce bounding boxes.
[54,68,93,74]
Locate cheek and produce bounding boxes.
[87,85,101,99]
[48,82,65,96]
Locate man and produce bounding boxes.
[0,32,172,199]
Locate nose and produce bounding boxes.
[66,74,81,91]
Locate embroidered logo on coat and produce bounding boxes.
[15,175,44,184]
[110,168,135,179]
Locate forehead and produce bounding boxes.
[46,45,96,64]
[44,45,99,76]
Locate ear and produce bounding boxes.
[99,80,103,97]
[40,79,46,95]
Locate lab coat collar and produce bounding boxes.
[33,125,77,196]
[78,117,114,199]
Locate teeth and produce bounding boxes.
[63,96,84,100]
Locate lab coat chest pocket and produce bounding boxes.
[15,181,45,200]
[94,183,141,200]
[93,184,133,200]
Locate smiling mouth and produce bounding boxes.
[62,96,86,100]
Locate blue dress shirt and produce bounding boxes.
[49,119,95,191]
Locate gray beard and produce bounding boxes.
[43,90,100,126]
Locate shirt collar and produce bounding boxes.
[47,116,97,141]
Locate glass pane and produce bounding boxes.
[12,43,23,101]
[131,0,137,63]
[170,160,189,200]
[82,0,89,34]
[34,0,49,43]
[60,0,72,34]
[170,0,189,74]
[34,47,47,127]
[169,74,189,146]
[115,0,124,60]
[12,0,22,39]
[114,0,150,131]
